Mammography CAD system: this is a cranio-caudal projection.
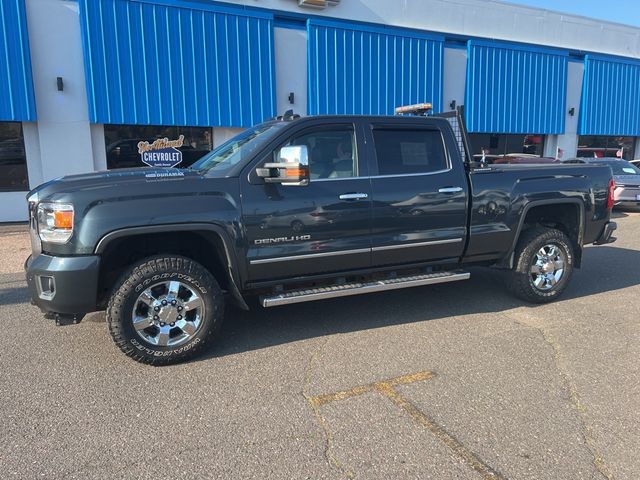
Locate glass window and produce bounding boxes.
[591,159,640,176]
[0,122,29,192]
[373,129,447,175]
[104,125,213,169]
[577,136,636,161]
[468,133,545,163]
[275,128,356,180]
[193,122,289,175]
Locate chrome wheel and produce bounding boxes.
[530,244,566,291]
[131,280,205,347]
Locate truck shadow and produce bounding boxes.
[202,245,640,361]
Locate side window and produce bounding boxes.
[275,128,356,180]
[373,129,448,176]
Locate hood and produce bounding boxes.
[29,168,203,201]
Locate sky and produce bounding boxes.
[505,0,640,27]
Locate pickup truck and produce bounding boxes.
[25,106,618,365]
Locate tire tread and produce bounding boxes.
[106,255,223,366]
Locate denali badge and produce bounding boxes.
[255,235,311,245]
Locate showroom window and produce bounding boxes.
[104,125,213,169]
[577,136,636,161]
[468,133,546,162]
[0,123,29,192]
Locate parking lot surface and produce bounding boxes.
[1,212,639,479]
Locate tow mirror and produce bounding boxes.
[256,145,310,186]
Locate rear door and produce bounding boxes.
[241,121,373,281]
[365,119,469,266]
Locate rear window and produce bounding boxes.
[372,129,447,176]
[594,161,640,176]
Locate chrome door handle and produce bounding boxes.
[438,187,463,193]
[339,193,369,200]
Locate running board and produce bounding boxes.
[260,271,470,307]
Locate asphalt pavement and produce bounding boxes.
[1,212,638,479]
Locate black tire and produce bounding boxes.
[107,255,224,366]
[508,227,574,304]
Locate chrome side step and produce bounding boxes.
[260,271,470,307]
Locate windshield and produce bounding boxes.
[594,160,640,176]
[190,122,287,175]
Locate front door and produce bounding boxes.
[241,123,372,281]
[365,121,469,267]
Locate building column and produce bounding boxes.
[544,60,584,160]
[24,0,100,182]
[443,46,467,113]
[274,27,308,117]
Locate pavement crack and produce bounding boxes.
[512,314,614,480]
[302,337,355,479]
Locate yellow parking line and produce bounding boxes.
[309,370,435,407]
[308,370,505,480]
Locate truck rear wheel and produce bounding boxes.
[508,227,574,303]
[106,255,224,365]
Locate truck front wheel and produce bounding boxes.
[508,227,574,303]
[106,255,224,365]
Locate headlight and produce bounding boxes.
[37,203,74,243]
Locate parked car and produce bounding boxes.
[25,107,617,365]
[492,155,559,165]
[577,158,640,208]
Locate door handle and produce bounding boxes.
[339,193,369,201]
[438,187,463,193]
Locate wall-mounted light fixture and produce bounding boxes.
[56,77,64,92]
[297,0,340,8]
[568,107,575,116]
[288,92,295,104]
[449,100,456,110]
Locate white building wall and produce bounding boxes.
[544,61,585,159]
[443,47,467,113]
[24,0,96,182]
[274,27,308,117]
[212,128,245,147]
[225,0,640,59]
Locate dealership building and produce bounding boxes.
[2,0,640,221]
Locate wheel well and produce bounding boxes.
[97,230,233,308]
[519,203,583,266]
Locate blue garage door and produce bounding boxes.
[0,0,36,122]
[465,40,568,134]
[78,0,276,127]
[579,55,640,136]
[307,19,444,115]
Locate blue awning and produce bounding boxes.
[0,0,36,122]
[307,19,444,115]
[465,40,568,134]
[579,54,640,136]
[78,0,276,127]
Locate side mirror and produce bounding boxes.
[256,145,310,186]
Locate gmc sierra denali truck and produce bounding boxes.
[25,106,617,365]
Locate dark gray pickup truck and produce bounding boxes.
[25,107,617,365]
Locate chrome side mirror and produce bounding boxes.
[256,145,310,186]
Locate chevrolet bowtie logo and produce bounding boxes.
[297,0,341,8]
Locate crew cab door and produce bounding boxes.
[241,122,372,281]
[365,119,469,266]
